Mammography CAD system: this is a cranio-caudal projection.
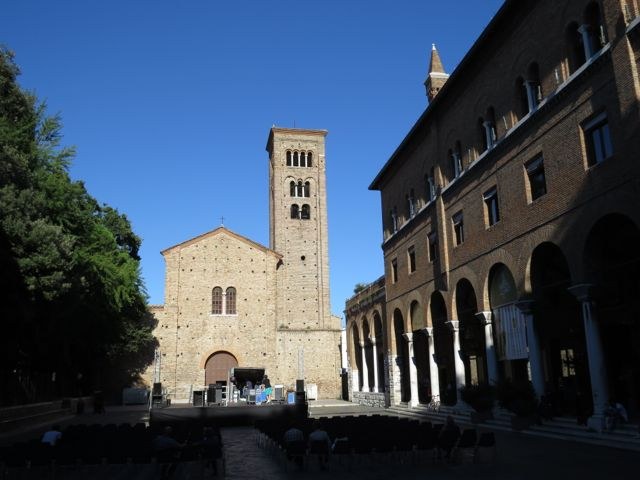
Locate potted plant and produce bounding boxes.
[460,383,495,423]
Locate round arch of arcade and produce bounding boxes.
[348,310,385,394]
[384,213,640,427]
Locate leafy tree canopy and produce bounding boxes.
[0,47,156,405]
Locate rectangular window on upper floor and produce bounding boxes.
[391,258,398,283]
[408,246,416,273]
[582,111,613,167]
[452,211,464,246]
[525,155,547,202]
[483,187,500,227]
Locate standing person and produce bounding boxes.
[262,375,273,402]
[437,415,461,461]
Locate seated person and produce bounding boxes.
[308,420,331,469]
[283,422,305,467]
[41,425,63,446]
[153,426,184,455]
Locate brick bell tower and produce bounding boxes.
[266,127,331,331]
[425,43,449,102]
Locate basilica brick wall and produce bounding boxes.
[144,127,342,401]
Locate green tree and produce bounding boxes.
[0,47,156,405]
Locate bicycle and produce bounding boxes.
[426,394,441,413]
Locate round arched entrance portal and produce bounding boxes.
[204,351,238,386]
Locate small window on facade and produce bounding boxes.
[286,151,292,166]
[408,246,416,273]
[525,155,547,201]
[390,207,398,234]
[391,258,398,283]
[450,149,462,179]
[452,211,464,246]
[293,151,299,167]
[425,170,436,202]
[484,108,498,149]
[583,112,613,166]
[304,181,310,197]
[515,77,529,119]
[299,152,306,168]
[290,181,296,197]
[428,232,438,262]
[583,2,607,57]
[407,189,416,218]
[212,287,222,314]
[566,22,587,73]
[301,204,310,220]
[307,152,313,167]
[483,187,500,227]
[478,118,488,152]
[525,63,542,112]
[296,180,304,197]
[226,287,236,315]
[291,204,300,219]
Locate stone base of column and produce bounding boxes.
[587,414,606,433]
[409,398,419,408]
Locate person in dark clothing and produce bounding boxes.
[198,427,222,474]
[437,416,461,461]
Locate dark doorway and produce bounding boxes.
[531,242,590,416]
[584,214,640,417]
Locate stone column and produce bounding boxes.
[359,341,369,393]
[445,320,466,404]
[425,327,440,399]
[475,311,499,386]
[403,332,419,407]
[569,284,609,432]
[516,300,545,398]
[369,335,379,393]
[351,369,359,395]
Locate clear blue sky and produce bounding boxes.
[4,0,503,322]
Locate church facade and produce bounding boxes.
[145,127,342,401]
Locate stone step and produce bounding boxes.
[384,404,640,452]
